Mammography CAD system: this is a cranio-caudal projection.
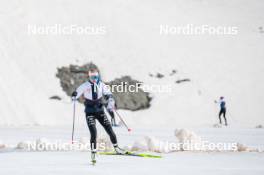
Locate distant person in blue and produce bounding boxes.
[215,96,227,126]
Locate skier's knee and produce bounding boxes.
[87,116,95,126]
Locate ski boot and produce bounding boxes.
[91,150,96,165]
[114,145,127,155]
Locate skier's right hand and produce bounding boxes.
[72,91,77,97]
[71,91,78,101]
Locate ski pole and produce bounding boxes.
[71,97,76,144]
[114,109,131,132]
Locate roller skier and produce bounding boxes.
[215,96,228,126]
[71,67,125,164]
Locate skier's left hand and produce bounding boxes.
[107,98,115,111]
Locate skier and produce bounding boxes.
[215,96,227,126]
[71,67,125,163]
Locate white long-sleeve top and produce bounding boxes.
[75,81,112,100]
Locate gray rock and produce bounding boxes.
[175,78,191,84]
[106,76,151,111]
[49,95,62,100]
[156,73,164,78]
[169,69,177,76]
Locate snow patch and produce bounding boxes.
[0,140,6,149]
[236,143,260,152]
[17,140,33,150]
[213,123,222,128]
[131,136,172,153]
[7,129,264,153]
[17,138,51,151]
[145,136,171,153]
[131,138,149,152]
[174,129,202,144]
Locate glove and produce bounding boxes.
[107,98,115,111]
[71,91,78,101]
[72,91,77,97]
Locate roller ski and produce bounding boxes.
[100,145,162,158]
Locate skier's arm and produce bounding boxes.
[214,100,221,104]
[102,83,115,110]
[72,84,86,99]
[102,82,113,98]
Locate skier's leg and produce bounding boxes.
[223,109,227,125]
[96,112,126,154]
[86,115,97,151]
[96,112,117,145]
[219,110,222,124]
